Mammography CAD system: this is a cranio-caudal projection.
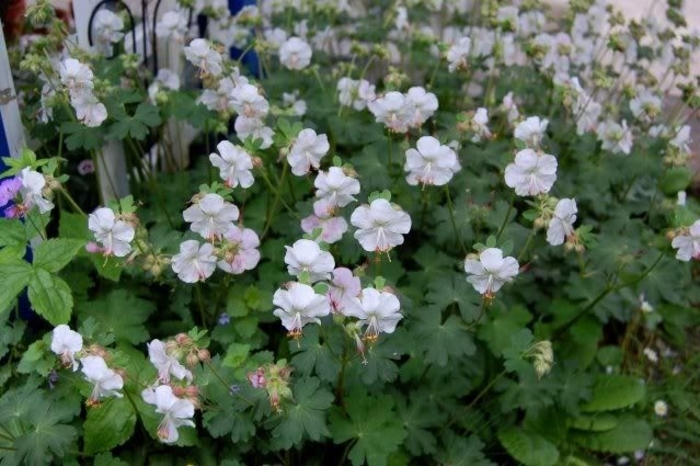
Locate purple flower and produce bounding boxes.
[0,177,22,207]
[78,159,95,175]
[217,313,230,326]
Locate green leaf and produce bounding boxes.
[581,375,646,412]
[271,377,334,449]
[570,413,619,432]
[77,290,155,344]
[17,339,55,376]
[411,312,476,366]
[437,432,495,466]
[570,416,652,453]
[83,397,137,454]
[478,305,532,357]
[93,452,130,466]
[424,273,481,322]
[28,269,73,325]
[61,122,104,151]
[0,260,32,314]
[291,325,342,383]
[0,219,26,247]
[33,238,86,273]
[658,167,692,195]
[498,427,560,466]
[222,343,251,368]
[329,392,407,466]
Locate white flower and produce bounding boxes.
[654,400,668,417]
[314,167,360,208]
[350,199,412,253]
[288,128,330,176]
[596,120,633,155]
[171,240,217,283]
[279,37,312,70]
[148,339,192,383]
[50,325,83,371]
[81,355,124,401]
[343,287,402,340]
[337,78,376,110]
[156,10,188,41]
[406,86,438,127]
[471,107,492,142]
[643,348,658,363]
[514,116,548,147]
[671,220,700,262]
[547,198,577,246]
[282,90,307,116]
[209,141,254,189]
[327,267,361,313]
[93,10,124,54]
[677,191,687,206]
[502,92,520,124]
[59,58,94,98]
[234,116,274,149]
[72,92,108,127]
[464,248,519,295]
[639,294,654,313]
[273,282,331,336]
[145,385,196,444]
[368,91,414,133]
[301,199,349,244]
[217,225,260,274]
[284,239,335,282]
[669,125,691,154]
[264,27,288,49]
[88,207,135,257]
[182,193,239,239]
[504,148,558,196]
[199,76,238,113]
[447,37,472,72]
[184,38,223,76]
[630,90,661,124]
[230,83,269,119]
[148,69,181,102]
[404,135,461,186]
[18,167,54,214]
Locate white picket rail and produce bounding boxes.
[0,23,25,159]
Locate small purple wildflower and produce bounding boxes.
[229,384,241,395]
[77,159,95,175]
[0,177,21,207]
[218,313,230,326]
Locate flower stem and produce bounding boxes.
[59,189,86,216]
[445,185,467,254]
[517,229,536,262]
[496,197,514,240]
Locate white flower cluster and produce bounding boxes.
[92,10,124,56]
[171,140,260,283]
[58,58,107,127]
[365,87,438,133]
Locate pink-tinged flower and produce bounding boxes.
[209,141,255,189]
[279,36,312,70]
[88,207,135,257]
[327,267,361,312]
[81,355,124,403]
[171,240,217,283]
[59,58,94,98]
[273,283,331,337]
[350,199,412,253]
[547,198,577,246]
[314,167,360,208]
[77,159,95,175]
[343,287,402,340]
[284,239,335,282]
[183,38,222,76]
[229,83,269,119]
[182,193,239,240]
[288,129,330,176]
[672,220,700,262]
[50,325,83,371]
[514,116,548,147]
[143,385,196,444]
[301,207,348,245]
[18,167,54,214]
[464,248,519,296]
[72,92,108,127]
[248,367,266,388]
[217,225,261,274]
[504,148,558,196]
[368,91,414,133]
[404,136,461,186]
[147,339,192,384]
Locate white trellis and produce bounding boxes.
[0,24,25,159]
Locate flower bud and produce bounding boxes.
[172,386,187,397]
[175,333,192,346]
[197,349,210,362]
[186,353,199,368]
[185,385,199,397]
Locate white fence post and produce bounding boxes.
[73,0,131,202]
[0,23,25,159]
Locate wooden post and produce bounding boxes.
[0,23,25,159]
